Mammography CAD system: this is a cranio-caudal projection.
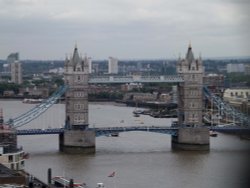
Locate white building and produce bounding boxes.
[108,57,118,74]
[226,63,245,73]
[49,67,64,74]
[10,60,22,84]
[223,88,250,101]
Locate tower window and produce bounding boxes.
[74,104,84,110]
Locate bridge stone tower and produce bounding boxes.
[59,46,95,153]
[172,44,209,150]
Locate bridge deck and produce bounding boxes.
[16,126,250,136]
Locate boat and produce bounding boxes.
[133,102,144,116]
[133,113,140,117]
[23,98,43,104]
[96,183,105,188]
[111,132,119,137]
[133,109,144,115]
[52,176,86,188]
[209,131,218,137]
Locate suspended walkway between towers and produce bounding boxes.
[6,85,68,128]
[203,87,250,126]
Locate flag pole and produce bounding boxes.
[108,171,116,188]
[113,171,116,188]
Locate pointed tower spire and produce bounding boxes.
[188,41,192,49]
[186,43,194,63]
[178,53,181,60]
[72,45,80,66]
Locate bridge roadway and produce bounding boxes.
[16,126,250,136]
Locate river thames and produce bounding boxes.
[1,99,250,188]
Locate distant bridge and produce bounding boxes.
[16,126,250,136]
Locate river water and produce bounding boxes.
[1,99,250,188]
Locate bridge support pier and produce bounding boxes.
[171,127,210,151]
[59,130,95,154]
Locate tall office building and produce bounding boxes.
[4,52,19,73]
[7,53,19,64]
[10,61,22,84]
[108,57,118,74]
[226,63,244,73]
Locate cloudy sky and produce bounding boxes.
[0,0,249,60]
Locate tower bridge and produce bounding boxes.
[5,45,250,153]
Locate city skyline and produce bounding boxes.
[0,0,249,60]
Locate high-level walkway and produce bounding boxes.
[89,75,184,83]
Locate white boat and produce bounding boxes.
[23,98,43,104]
[111,132,119,137]
[209,131,218,137]
[96,183,105,188]
[133,113,140,117]
[133,109,144,115]
[133,102,144,116]
[52,176,86,188]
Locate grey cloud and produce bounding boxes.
[0,0,249,59]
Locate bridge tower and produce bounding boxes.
[59,45,95,153]
[172,44,209,150]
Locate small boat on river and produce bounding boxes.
[209,131,218,137]
[23,98,43,104]
[52,176,86,188]
[111,132,119,137]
